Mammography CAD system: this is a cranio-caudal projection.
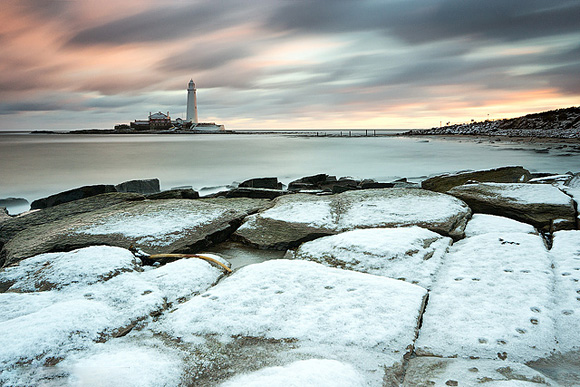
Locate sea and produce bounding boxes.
[1,130,580,214]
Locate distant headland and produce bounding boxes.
[404,106,580,141]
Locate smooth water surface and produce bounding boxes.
[1,132,579,213]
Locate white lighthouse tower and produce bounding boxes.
[186,79,198,124]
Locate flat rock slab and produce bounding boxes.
[448,183,576,231]
[1,198,266,267]
[464,213,537,237]
[550,230,580,353]
[0,192,144,247]
[415,232,557,362]
[421,166,531,193]
[154,259,428,386]
[234,189,471,250]
[403,357,553,386]
[0,246,223,384]
[292,226,452,289]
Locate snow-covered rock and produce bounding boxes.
[0,245,140,292]
[154,259,428,386]
[464,214,537,237]
[1,198,264,267]
[415,232,557,362]
[0,247,224,385]
[292,227,451,289]
[448,183,576,231]
[234,189,471,249]
[421,166,531,193]
[219,359,366,387]
[402,357,554,386]
[550,230,580,353]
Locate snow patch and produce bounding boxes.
[464,214,537,237]
[416,232,557,362]
[293,226,451,289]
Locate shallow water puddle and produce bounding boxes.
[206,241,287,270]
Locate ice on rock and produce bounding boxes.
[0,245,140,292]
[550,230,580,353]
[293,226,452,289]
[155,259,428,385]
[0,247,223,381]
[219,359,366,387]
[464,214,537,237]
[402,357,554,386]
[62,340,184,387]
[415,232,557,362]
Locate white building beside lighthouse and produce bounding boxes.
[186,79,198,124]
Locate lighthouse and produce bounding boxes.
[186,79,198,124]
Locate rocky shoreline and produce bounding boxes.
[404,106,580,142]
[1,167,579,386]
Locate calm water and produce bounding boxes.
[1,132,580,213]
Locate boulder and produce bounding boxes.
[0,207,10,223]
[224,187,288,200]
[415,232,557,362]
[0,198,260,267]
[153,260,428,386]
[0,192,144,248]
[421,166,531,193]
[292,226,452,289]
[115,178,160,195]
[234,188,471,250]
[30,184,117,210]
[238,177,282,190]
[403,357,553,386]
[448,183,576,231]
[146,188,199,200]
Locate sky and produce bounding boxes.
[1,0,579,130]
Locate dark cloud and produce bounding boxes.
[66,3,238,46]
[158,43,251,73]
[267,0,580,45]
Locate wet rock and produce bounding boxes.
[448,183,576,232]
[0,199,254,267]
[415,232,556,362]
[238,177,282,190]
[146,188,199,200]
[152,259,428,386]
[30,184,117,210]
[115,178,160,195]
[403,357,554,386]
[359,180,395,189]
[0,198,29,214]
[292,226,451,289]
[421,166,531,193]
[234,189,471,250]
[0,192,144,249]
[288,173,333,190]
[0,207,10,223]
[223,187,288,200]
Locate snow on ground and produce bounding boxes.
[415,232,557,362]
[402,357,554,386]
[464,214,537,237]
[0,247,223,385]
[0,245,140,292]
[74,201,235,247]
[337,190,470,235]
[292,227,451,289]
[219,359,366,387]
[550,230,580,353]
[61,339,185,387]
[257,195,335,228]
[155,259,428,385]
[463,183,574,205]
